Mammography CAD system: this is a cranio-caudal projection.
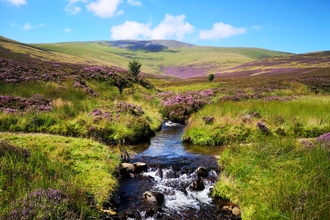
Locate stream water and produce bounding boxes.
[112,122,238,219]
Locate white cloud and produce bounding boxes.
[87,0,123,18]
[151,14,194,40]
[111,21,151,39]
[127,0,141,6]
[65,0,86,15]
[63,28,73,33]
[111,14,194,40]
[199,22,246,40]
[22,22,34,30]
[1,0,26,6]
[39,23,46,27]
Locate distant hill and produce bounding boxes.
[7,36,325,78]
[31,39,289,78]
[107,40,195,51]
[213,51,330,78]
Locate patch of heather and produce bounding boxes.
[0,94,52,112]
[202,116,215,125]
[0,57,154,94]
[90,102,145,121]
[160,89,215,123]
[297,73,330,93]
[4,188,80,220]
[316,132,330,146]
[256,121,269,133]
[0,140,31,160]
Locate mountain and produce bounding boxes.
[107,40,195,51]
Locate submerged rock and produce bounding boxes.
[197,166,209,178]
[190,177,205,191]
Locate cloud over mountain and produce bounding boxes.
[199,22,246,40]
[111,14,194,40]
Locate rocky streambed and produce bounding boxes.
[104,122,241,219]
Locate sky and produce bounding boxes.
[0,0,329,54]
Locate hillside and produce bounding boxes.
[32,39,289,78]
[214,51,330,78]
[4,36,330,79]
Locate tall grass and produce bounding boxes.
[213,136,330,219]
[183,97,330,145]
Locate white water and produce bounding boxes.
[142,168,217,213]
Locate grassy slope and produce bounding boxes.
[33,40,289,76]
[0,36,91,64]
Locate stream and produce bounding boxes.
[110,122,240,220]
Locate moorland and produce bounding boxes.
[0,35,330,219]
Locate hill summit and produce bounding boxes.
[107,40,195,52]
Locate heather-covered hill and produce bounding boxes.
[32,40,289,78]
[214,51,330,78]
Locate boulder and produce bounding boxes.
[134,162,147,173]
[197,166,209,178]
[190,177,205,191]
[120,162,147,176]
[120,163,135,175]
[143,191,164,206]
[232,206,241,216]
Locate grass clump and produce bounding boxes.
[0,133,120,219]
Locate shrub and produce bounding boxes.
[208,73,214,81]
[128,60,142,77]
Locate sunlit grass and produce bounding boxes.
[213,136,330,219]
[0,133,120,218]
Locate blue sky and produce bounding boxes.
[0,0,329,53]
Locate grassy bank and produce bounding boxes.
[182,95,330,219]
[213,136,330,219]
[183,96,330,145]
[0,133,120,219]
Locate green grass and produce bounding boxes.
[0,80,162,144]
[0,133,121,218]
[213,136,330,219]
[183,96,330,145]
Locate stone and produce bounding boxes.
[143,191,164,206]
[232,207,241,216]
[120,162,148,176]
[222,205,232,212]
[197,166,209,178]
[190,177,205,191]
[133,162,147,173]
[120,162,135,176]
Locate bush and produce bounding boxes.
[128,60,142,77]
[208,74,214,81]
